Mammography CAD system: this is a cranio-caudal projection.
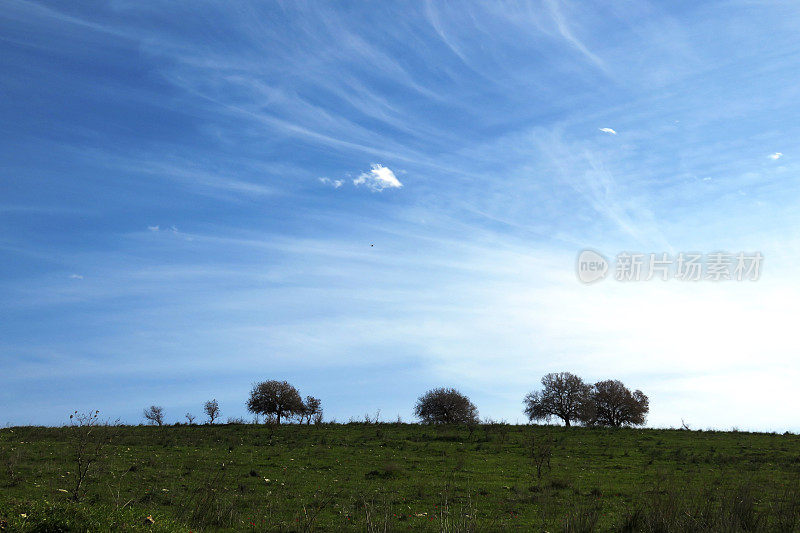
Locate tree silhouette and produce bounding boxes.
[414,387,478,424]
[246,380,304,425]
[523,372,591,427]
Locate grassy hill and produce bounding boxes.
[1,422,799,531]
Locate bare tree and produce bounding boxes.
[185,413,196,425]
[587,379,649,427]
[528,429,553,479]
[204,398,220,424]
[414,387,479,424]
[302,396,322,425]
[143,405,164,426]
[246,380,304,425]
[523,372,591,427]
[67,410,112,501]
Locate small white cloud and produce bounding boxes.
[69,274,83,280]
[769,152,783,160]
[599,127,617,135]
[353,164,403,192]
[148,225,160,232]
[318,177,344,189]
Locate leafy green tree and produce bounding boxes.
[523,372,591,427]
[414,387,478,424]
[246,380,304,425]
[588,380,649,427]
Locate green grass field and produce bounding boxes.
[1,422,799,531]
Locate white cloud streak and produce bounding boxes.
[353,164,403,192]
[318,177,344,188]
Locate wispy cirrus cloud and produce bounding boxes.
[318,177,344,189]
[5,0,800,430]
[543,0,608,73]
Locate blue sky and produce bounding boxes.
[3,1,800,429]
